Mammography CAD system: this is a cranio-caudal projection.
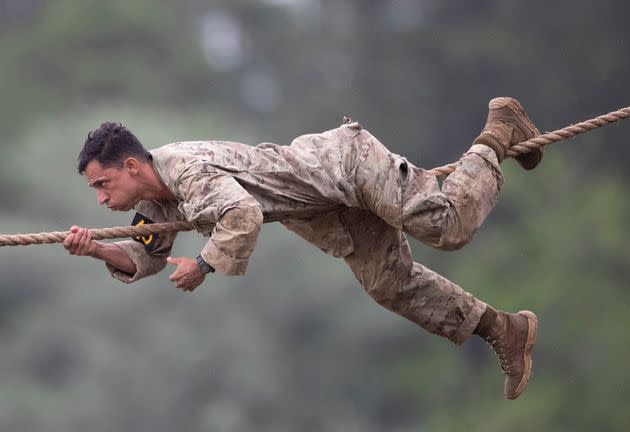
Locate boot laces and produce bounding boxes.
[484,336,513,375]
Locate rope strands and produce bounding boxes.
[429,105,630,178]
[1,104,629,247]
[0,221,193,247]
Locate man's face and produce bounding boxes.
[84,159,141,212]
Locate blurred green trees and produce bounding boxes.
[1,0,629,431]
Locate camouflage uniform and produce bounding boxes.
[108,120,503,345]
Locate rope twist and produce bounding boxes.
[429,106,630,177]
[0,222,192,247]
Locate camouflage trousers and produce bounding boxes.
[328,122,502,345]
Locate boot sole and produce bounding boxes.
[508,310,538,400]
[488,97,540,139]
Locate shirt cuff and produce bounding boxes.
[105,240,167,284]
[200,238,250,276]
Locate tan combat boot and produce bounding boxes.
[474,97,543,170]
[481,310,538,400]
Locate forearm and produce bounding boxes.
[200,205,263,276]
[91,241,137,275]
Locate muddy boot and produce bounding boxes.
[474,97,543,170]
[475,308,538,400]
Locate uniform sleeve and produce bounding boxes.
[176,166,263,276]
[106,200,179,284]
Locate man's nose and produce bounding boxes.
[97,192,108,205]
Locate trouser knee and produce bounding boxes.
[403,211,476,251]
[433,226,474,251]
[346,255,412,309]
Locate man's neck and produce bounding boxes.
[139,162,177,202]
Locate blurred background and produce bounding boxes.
[1,0,629,430]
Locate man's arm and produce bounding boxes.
[63,218,177,284]
[92,241,137,274]
[176,168,263,276]
[63,225,137,274]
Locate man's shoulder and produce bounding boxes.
[150,141,216,180]
[150,140,249,162]
[150,141,211,160]
[151,140,261,178]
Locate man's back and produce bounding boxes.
[149,128,360,222]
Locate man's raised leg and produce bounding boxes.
[342,97,543,250]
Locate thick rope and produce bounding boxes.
[0,221,193,247]
[428,105,630,178]
[1,105,629,247]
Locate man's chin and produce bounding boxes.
[108,204,133,212]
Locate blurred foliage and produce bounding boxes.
[0,0,629,431]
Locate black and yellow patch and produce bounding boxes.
[131,213,158,252]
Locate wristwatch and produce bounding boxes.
[195,255,215,274]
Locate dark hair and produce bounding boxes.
[78,122,150,174]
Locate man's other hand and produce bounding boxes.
[63,225,98,257]
[167,256,205,292]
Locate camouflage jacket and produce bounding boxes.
[107,124,365,283]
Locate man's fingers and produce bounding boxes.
[169,269,181,281]
[77,229,89,253]
[174,279,187,290]
[166,256,182,265]
[171,274,194,291]
[64,226,79,250]
[166,257,202,292]
[70,228,85,253]
[63,233,74,250]
[81,229,94,255]
[64,226,92,255]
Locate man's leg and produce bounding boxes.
[333,99,542,399]
[339,208,536,400]
[340,208,486,344]
[339,97,541,251]
[340,123,503,250]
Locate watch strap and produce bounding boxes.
[195,255,215,274]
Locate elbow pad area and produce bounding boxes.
[221,205,263,233]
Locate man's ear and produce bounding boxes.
[123,157,139,175]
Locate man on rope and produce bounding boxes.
[64,97,543,400]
